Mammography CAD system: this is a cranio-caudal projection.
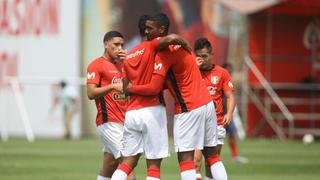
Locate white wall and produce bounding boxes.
[0,0,81,139]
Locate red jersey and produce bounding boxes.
[124,38,162,111]
[153,45,212,114]
[200,65,234,125]
[87,57,126,126]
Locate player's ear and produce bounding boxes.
[104,41,108,49]
[159,26,165,34]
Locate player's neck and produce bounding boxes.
[201,64,215,71]
[102,53,115,63]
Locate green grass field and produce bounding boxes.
[1,138,319,180]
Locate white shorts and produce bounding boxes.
[173,101,218,152]
[217,125,226,145]
[122,105,169,159]
[96,122,124,159]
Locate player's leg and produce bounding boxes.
[112,110,143,180]
[202,146,227,180]
[194,149,203,180]
[216,125,227,155]
[96,122,125,179]
[178,151,197,180]
[203,102,227,180]
[226,121,248,164]
[112,155,140,180]
[146,159,162,180]
[174,105,207,180]
[63,107,73,139]
[127,171,136,180]
[97,152,120,180]
[142,105,170,180]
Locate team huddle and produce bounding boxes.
[86,13,236,180]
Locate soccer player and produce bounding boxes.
[193,38,235,180]
[51,80,78,139]
[127,13,228,180]
[86,31,134,180]
[111,15,190,180]
[222,63,249,164]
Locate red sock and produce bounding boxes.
[118,163,132,175]
[147,167,160,179]
[179,160,196,172]
[206,155,221,166]
[229,140,239,157]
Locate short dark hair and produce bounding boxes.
[194,38,212,53]
[149,13,170,34]
[103,31,123,43]
[138,15,150,37]
[59,80,66,89]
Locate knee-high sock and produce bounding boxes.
[96,175,110,180]
[111,163,132,180]
[229,140,239,157]
[147,167,160,180]
[196,173,202,180]
[204,177,213,180]
[206,155,228,180]
[180,160,197,180]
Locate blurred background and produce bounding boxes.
[1,0,320,142]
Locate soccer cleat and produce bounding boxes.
[232,156,249,164]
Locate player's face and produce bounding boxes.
[195,47,213,70]
[104,37,124,60]
[145,20,164,40]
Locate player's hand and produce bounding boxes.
[117,49,127,61]
[113,83,123,92]
[223,114,232,127]
[124,82,132,96]
[196,57,204,67]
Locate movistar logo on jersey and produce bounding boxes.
[127,48,145,59]
[154,63,162,70]
[87,72,95,79]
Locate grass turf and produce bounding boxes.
[0,138,319,180]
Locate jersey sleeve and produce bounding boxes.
[222,70,234,93]
[128,74,164,95]
[153,52,172,77]
[87,62,101,85]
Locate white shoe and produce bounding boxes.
[232,156,249,164]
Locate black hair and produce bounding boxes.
[138,14,150,37]
[194,37,212,53]
[59,80,66,89]
[103,31,124,43]
[149,13,170,34]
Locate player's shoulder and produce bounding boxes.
[90,56,104,64]
[126,42,148,60]
[215,65,229,73]
[88,57,103,68]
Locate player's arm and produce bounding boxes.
[122,77,129,93]
[223,90,235,126]
[157,34,192,52]
[87,83,123,100]
[127,74,165,95]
